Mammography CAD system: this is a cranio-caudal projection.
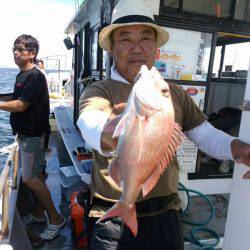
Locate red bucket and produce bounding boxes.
[70,192,88,248]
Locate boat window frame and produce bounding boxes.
[90,27,99,72]
[160,0,237,20]
[159,1,250,36]
[82,22,91,78]
[155,8,249,179]
[213,41,250,81]
[154,17,218,116]
[154,17,217,88]
[73,31,83,126]
[90,23,103,81]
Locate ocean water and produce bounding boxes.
[0,67,71,169]
[0,68,18,167]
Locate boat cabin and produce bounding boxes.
[65,0,250,184]
[1,1,249,249]
[62,0,250,248]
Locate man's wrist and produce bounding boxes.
[231,139,247,162]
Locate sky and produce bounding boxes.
[0,0,75,69]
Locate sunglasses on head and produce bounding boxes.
[12,47,33,53]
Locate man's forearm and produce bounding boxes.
[185,121,235,160]
[0,93,13,102]
[0,100,29,112]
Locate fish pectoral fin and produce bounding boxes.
[108,160,122,187]
[113,114,128,138]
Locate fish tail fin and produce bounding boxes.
[97,202,138,236]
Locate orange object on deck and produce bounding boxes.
[75,146,92,161]
[70,192,88,248]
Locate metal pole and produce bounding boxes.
[58,58,61,94]
[0,178,10,239]
[0,150,14,199]
[223,59,250,250]
[12,148,19,190]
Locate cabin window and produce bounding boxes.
[222,42,250,76]
[182,0,232,18]
[163,0,233,18]
[212,46,223,78]
[212,42,250,79]
[82,30,85,72]
[155,27,212,82]
[234,0,250,21]
[91,30,98,70]
[163,0,179,8]
[102,51,108,78]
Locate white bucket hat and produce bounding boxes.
[99,0,169,52]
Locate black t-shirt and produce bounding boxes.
[10,67,50,137]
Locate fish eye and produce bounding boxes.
[161,87,169,96]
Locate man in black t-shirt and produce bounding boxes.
[10,65,50,137]
[0,34,65,241]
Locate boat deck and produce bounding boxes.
[25,117,82,249]
[21,107,227,249]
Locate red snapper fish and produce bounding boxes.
[98,65,183,236]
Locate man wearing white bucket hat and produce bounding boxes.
[77,0,250,249]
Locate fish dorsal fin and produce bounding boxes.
[142,123,184,197]
[113,114,128,138]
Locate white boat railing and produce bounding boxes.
[0,141,18,240]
